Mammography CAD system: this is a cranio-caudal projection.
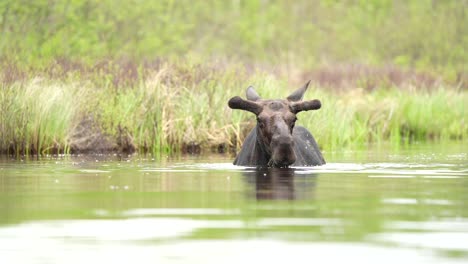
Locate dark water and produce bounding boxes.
[1,142,467,263]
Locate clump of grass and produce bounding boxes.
[301,87,467,149]
[0,78,80,155]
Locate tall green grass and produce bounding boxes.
[1,61,466,155]
[1,79,79,155]
[300,87,467,149]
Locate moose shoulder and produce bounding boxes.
[228,81,325,167]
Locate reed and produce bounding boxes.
[1,61,466,155]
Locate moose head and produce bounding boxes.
[228,81,322,167]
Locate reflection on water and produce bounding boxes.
[243,167,317,200]
[0,142,467,263]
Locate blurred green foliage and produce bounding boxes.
[0,0,466,79]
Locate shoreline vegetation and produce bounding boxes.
[0,0,466,156]
[1,59,466,156]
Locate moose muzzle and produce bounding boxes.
[271,135,296,167]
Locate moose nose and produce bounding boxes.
[271,135,296,167]
[275,158,295,167]
[272,135,293,146]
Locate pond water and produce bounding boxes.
[0,142,467,263]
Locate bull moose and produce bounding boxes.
[228,81,325,167]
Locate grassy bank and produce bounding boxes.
[1,60,466,156]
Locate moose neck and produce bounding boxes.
[255,123,272,165]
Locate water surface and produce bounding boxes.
[1,142,467,263]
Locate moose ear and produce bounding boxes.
[246,86,261,101]
[287,80,311,102]
[291,99,321,113]
[228,96,262,115]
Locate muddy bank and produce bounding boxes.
[2,115,234,156]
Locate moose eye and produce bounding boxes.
[257,119,265,129]
[290,118,297,129]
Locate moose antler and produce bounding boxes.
[228,96,263,115]
[290,99,321,113]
